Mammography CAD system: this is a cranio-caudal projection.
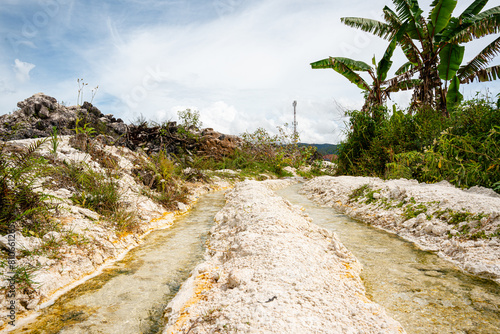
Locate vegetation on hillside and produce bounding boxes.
[312,0,500,192]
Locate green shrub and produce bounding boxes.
[0,139,55,236]
[337,95,500,192]
[69,164,120,215]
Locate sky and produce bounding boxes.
[1,0,499,144]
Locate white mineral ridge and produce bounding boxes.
[164,180,405,333]
[302,176,500,282]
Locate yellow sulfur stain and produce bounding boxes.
[165,271,215,333]
[341,262,355,279]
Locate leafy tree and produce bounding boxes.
[341,0,500,114]
[311,35,419,116]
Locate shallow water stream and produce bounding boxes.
[276,183,500,334]
[11,191,226,334]
[10,183,500,333]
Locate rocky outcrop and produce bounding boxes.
[197,128,243,159]
[0,93,127,140]
[163,180,405,333]
[302,176,500,283]
[123,125,243,159]
[1,93,245,161]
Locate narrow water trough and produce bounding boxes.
[9,191,226,334]
[276,183,500,334]
[9,181,500,334]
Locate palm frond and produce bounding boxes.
[459,0,488,20]
[383,6,403,29]
[382,8,422,64]
[392,0,424,23]
[311,57,371,91]
[460,65,500,84]
[449,8,500,43]
[386,79,422,92]
[458,36,500,82]
[340,17,395,39]
[395,61,416,75]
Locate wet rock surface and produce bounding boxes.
[302,176,500,284]
[163,180,405,333]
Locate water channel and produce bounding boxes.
[10,183,500,333]
[276,183,500,334]
[11,191,226,334]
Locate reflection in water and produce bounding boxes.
[12,191,226,334]
[277,183,500,334]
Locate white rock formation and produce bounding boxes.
[302,176,500,283]
[163,180,405,333]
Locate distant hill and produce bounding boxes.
[299,143,339,156]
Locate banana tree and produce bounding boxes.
[341,0,500,115]
[311,36,420,115]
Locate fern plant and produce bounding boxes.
[0,139,54,235]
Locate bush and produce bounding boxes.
[239,125,319,176]
[337,95,500,192]
[133,150,191,210]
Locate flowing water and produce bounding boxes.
[11,191,226,334]
[10,184,500,334]
[276,183,500,334]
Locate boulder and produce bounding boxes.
[0,93,126,140]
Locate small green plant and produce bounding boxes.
[133,151,191,210]
[449,211,473,225]
[238,124,321,177]
[403,203,428,220]
[72,118,96,136]
[67,162,120,215]
[177,109,202,140]
[0,260,40,293]
[348,184,369,202]
[178,109,202,130]
[50,126,59,155]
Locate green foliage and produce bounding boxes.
[387,97,500,189]
[177,109,202,139]
[338,0,500,113]
[72,117,96,136]
[61,161,120,215]
[403,203,428,220]
[0,260,39,293]
[50,126,59,155]
[336,109,384,175]
[239,125,318,177]
[338,95,500,192]
[53,160,139,233]
[0,139,55,235]
[311,53,418,111]
[349,184,370,202]
[134,150,190,211]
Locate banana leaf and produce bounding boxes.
[430,0,457,34]
[310,57,371,90]
[446,75,463,110]
[438,43,465,80]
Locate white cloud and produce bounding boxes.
[0,0,499,142]
[13,59,35,82]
